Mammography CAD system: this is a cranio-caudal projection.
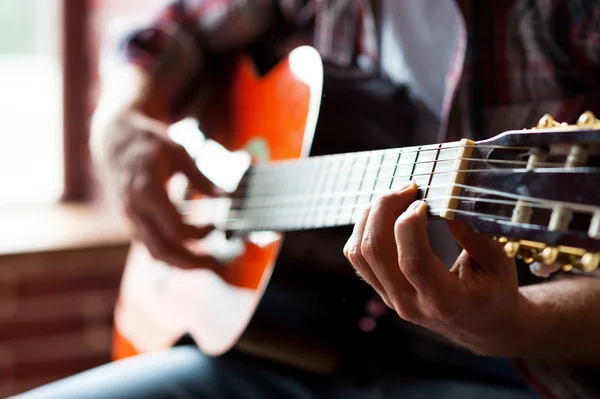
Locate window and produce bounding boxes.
[0,0,63,205]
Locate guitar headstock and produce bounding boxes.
[456,112,600,272]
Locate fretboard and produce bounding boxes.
[225,140,471,232]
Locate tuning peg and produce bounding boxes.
[537,114,558,129]
[503,241,520,258]
[498,237,598,274]
[577,111,600,126]
[581,253,600,272]
[541,247,559,265]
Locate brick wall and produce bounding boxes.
[0,244,129,397]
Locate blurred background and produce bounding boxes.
[0,0,161,396]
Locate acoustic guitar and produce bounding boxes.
[112,46,600,373]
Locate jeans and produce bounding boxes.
[12,346,539,399]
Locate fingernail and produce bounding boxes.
[406,200,427,217]
[399,181,417,192]
[415,201,428,216]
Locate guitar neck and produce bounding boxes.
[222,140,474,232]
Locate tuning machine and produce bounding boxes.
[532,111,600,130]
[493,237,600,273]
[494,111,600,273]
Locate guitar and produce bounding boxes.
[112,46,600,373]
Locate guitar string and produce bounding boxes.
[235,157,566,192]
[224,208,512,230]
[247,143,552,174]
[225,166,591,206]
[249,156,563,176]
[189,181,599,215]
[241,157,565,186]
[225,189,598,220]
[184,183,600,229]
[223,208,512,229]
[184,141,595,229]
[226,194,555,216]
[222,196,589,231]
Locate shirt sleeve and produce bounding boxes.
[567,1,600,81]
[118,0,278,120]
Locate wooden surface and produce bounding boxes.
[0,203,130,256]
[0,203,130,397]
[62,0,92,201]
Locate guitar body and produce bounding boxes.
[113,47,331,369]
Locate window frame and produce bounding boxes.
[61,0,92,201]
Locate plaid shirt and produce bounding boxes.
[119,1,600,398]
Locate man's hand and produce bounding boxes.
[344,182,525,355]
[91,110,223,270]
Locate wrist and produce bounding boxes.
[508,289,559,358]
[466,292,552,358]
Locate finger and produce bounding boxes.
[146,184,215,242]
[134,214,220,270]
[447,220,510,274]
[394,200,461,301]
[361,184,418,313]
[344,204,392,307]
[127,172,214,243]
[169,143,225,196]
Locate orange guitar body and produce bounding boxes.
[112,47,325,367]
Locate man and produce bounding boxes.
[14,0,600,398]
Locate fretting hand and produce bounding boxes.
[344,182,527,355]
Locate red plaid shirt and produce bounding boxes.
[118,1,600,398]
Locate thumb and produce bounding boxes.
[170,143,225,197]
[447,220,508,269]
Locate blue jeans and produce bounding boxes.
[12,346,539,399]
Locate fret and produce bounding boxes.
[367,150,386,202]
[375,148,401,192]
[348,151,379,223]
[357,150,384,206]
[241,168,262,230]
[245,166,263,201]
[426,143,459,215]
[297,157,322,229]
[392,147,417,189]
[290,160,310,229]
[325,152,354,227]
[314,154,343,228]
[307,156,331,228]
[337,152,369,225]
[437,139,476,219]
[229,139,480,232]
[425,144,442,199]
[411,144,439,196]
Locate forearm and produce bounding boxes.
[93,64,167,122]
[89,63,172,164]
[512,276,600,363]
